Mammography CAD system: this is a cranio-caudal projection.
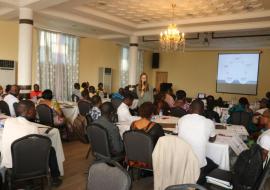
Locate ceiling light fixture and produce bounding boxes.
[160,4,185,51]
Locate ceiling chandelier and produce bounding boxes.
[160,4,185,51]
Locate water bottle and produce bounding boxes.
[159,109,163,117]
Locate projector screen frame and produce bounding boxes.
[216,52,261,95]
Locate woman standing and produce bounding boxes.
[137,73,154,106]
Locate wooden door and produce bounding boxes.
[155,71,168,90]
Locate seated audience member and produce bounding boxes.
[72,83,81,100]
[117,92,140,124]
[30,84,42,99]
[81,82,88,91]
[89,95,102,121]
[112,88,124,100]
[213,97,225,117]
[4,85,20,117]
[256,98,269,115]
[204,95,220,123]
[257,109,270,161]
[153,88,158,100]
[154,92,171,116]
[131,102,164,145]
[97,82,105,98]
[81,89,91,102]
[93,102,124,156]
[164,88,175,108]
[266,91,270,107]
[89,86,96,98]
[0,85,3,100]
[39,89,65,126]
[3,84,11,98]
[1,100,62,186]
[174,90,190,111]
[227,97,256,133]
[177,99,217,184]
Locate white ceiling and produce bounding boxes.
[1,0,270,50]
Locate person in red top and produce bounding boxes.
[30,84,42,99]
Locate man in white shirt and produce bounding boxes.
[257,109,270,190]
[257,109,270,161]
[3,85,19,117]
[1,100,62,186]
[117,92,140,125]
[177,99,217,184]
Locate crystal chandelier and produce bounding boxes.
[160,4,185,51]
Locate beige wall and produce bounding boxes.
[0,20,38,86]
[79,37,120,92]
[146,50,270,101]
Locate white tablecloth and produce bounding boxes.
[215,124,249,138]
[206,141,230,171]
[35,124,65,176]
[152,116,179,126]
[59,102,79,124]
[0,119,65,176]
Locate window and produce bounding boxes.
[120,47,129,88]
[120,47,144,87]
[37,30,79,101]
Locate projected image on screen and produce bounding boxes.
[217,53,260,95]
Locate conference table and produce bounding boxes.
[117,116,249,171]
[0,114,65,179]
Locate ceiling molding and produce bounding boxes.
[98,34,127,40]
[34,23,98,38]
[134,21,270,36]
[137,10,270,29]
[39,10,133,35]
[0,7,15,16]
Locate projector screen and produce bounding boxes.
[216,53,260,95]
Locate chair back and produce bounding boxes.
[204,110,220,123]
[13,102,19,117]
[254,160,270,190]
[87,123,111,159]
[165,184,207,190]
[0,100,11,116]
[87,160,131,190]
[72,94,79,102]
[11,134,51,180]
[85,113,93,125]
[78,100,92,116]
[171,107,187,118]
[231,112,251,127]
[123,130,154,166]
[152,136,200,190]
[36,104,54,127]
[111,98,122,110]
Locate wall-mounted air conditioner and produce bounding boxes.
[0,60,16,88]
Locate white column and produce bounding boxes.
[18,8,33,99]
[128,36,138,86]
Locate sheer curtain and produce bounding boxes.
[37,30,79,101]
[120,47,144,88]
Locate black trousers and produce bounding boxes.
[49,147,60,178]
[197,157,218,185]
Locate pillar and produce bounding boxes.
[18,8,33,99]
[128,36,138,87]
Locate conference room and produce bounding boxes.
[0,0,270,189]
